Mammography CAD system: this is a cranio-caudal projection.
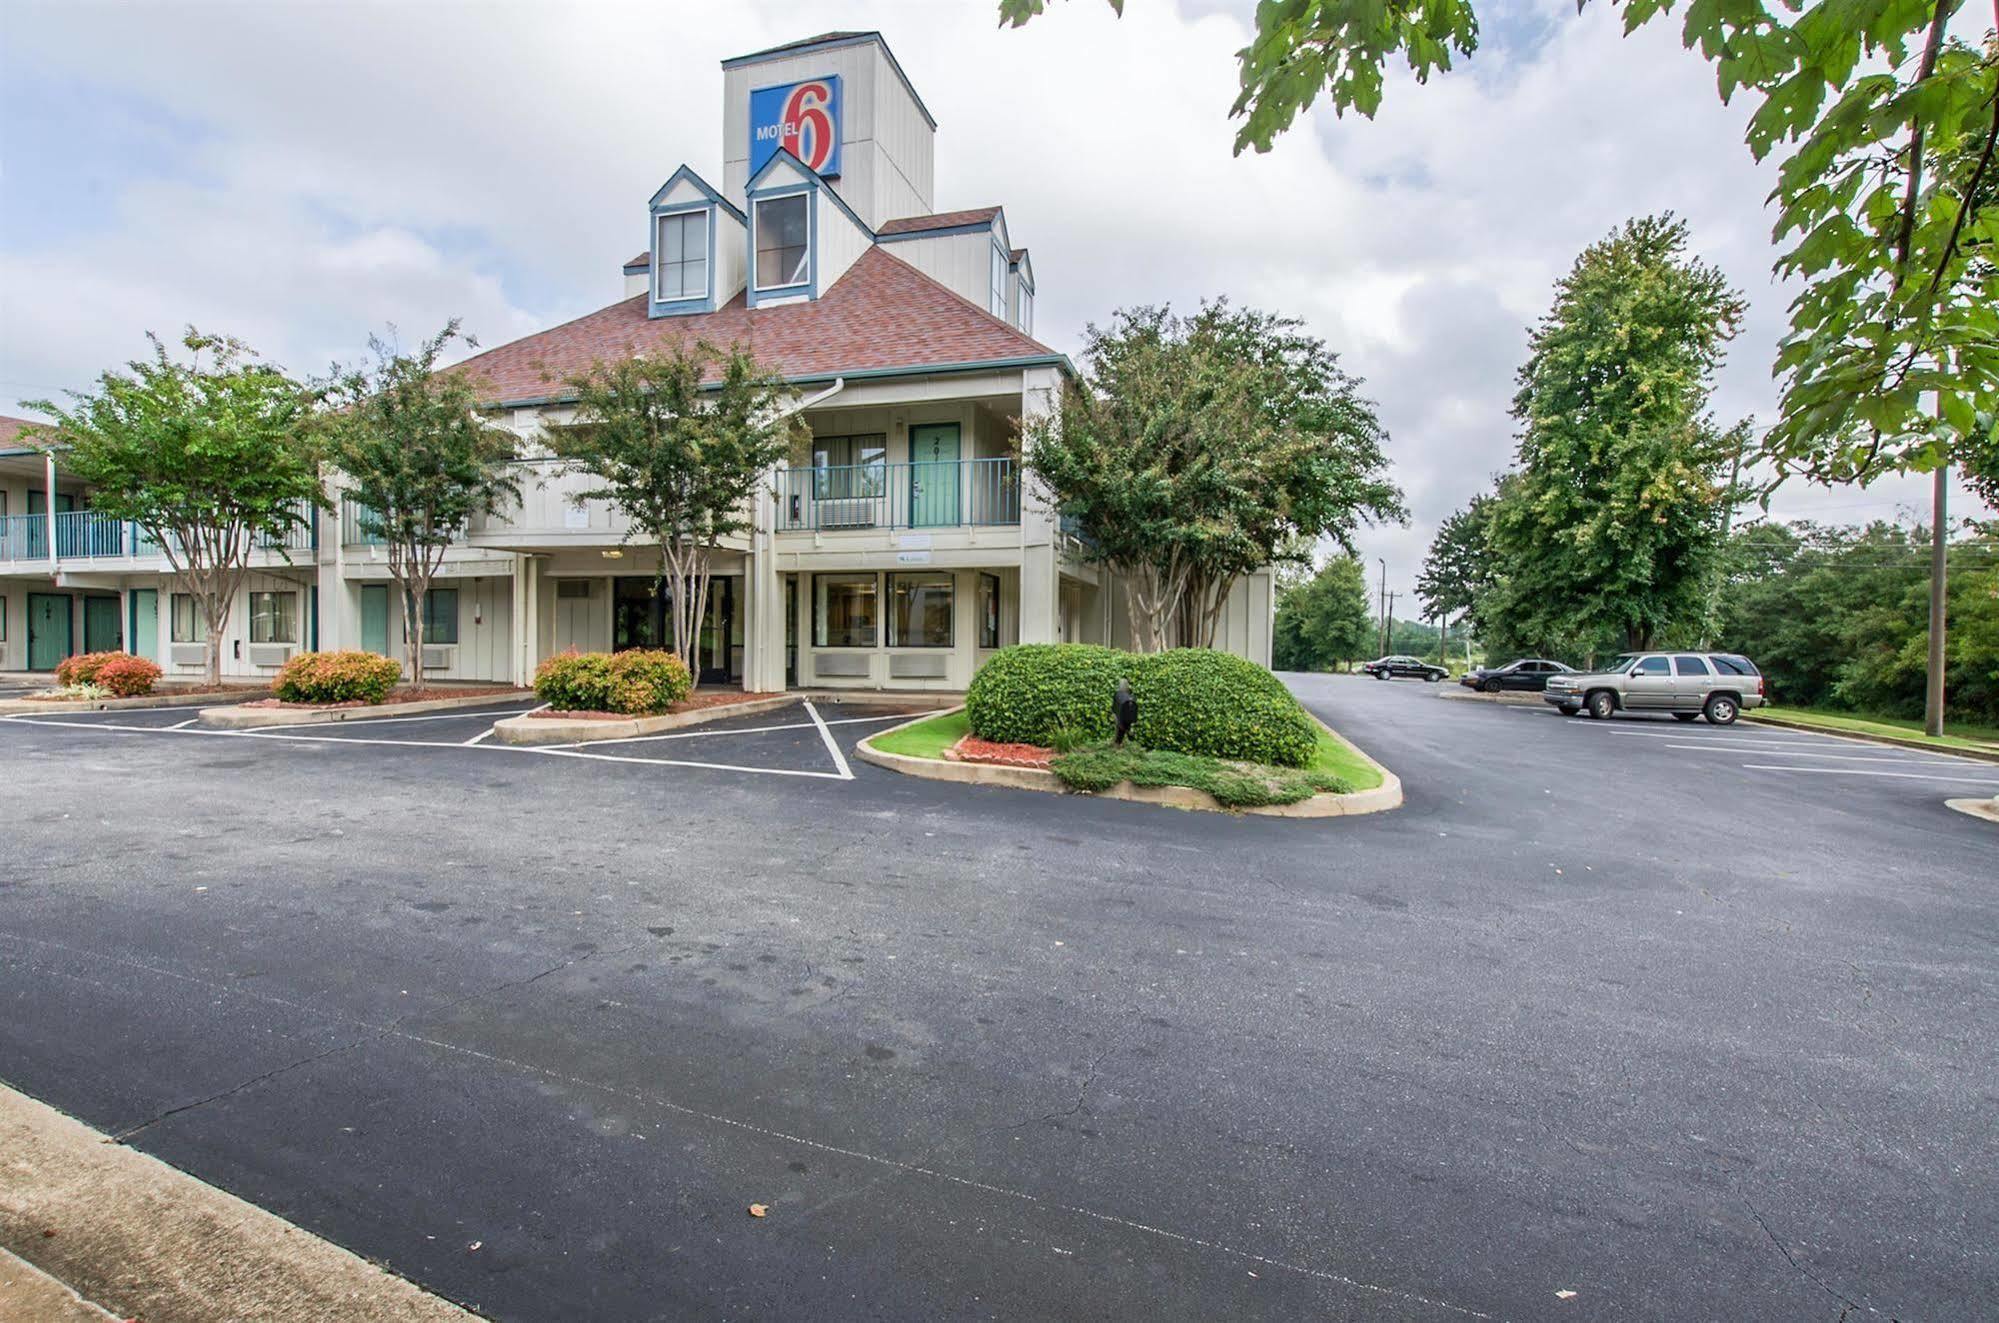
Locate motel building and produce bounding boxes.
[0,32,1273,691]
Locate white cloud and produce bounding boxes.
[2,0,1985,604]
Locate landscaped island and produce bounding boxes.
[865,644,1389,814]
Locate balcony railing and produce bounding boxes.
[342,500,388,546]
[0,508,315,565]
[773,458,1019,532]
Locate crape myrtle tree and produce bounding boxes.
[1023,301,1403,652]
[548,341,805,685]
[322,322,519,691]
[1000,1,1999,493]
[26,330,323,686]
[1273,553,1373,671]
[1489,216,1746,655]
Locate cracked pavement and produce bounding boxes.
[1,676,1994,1320]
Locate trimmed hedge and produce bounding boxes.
[93,654,163,698]
[274,650,404,705]
[965,644,1318,768]
[534,649,692,715]
[1129,648,1317,768]
[964,644,1130,746]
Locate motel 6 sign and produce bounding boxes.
[750,76,842,178]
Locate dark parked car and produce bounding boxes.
[1361,655,1449,682]
[1460,658,1575,693]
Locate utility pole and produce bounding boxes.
[1925,462,1948,737]
[1382,590,1396,656]
[1375,555,1391,659]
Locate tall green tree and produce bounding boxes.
[1024,302,1402,651]
[548,341,804,684]
[321,322,520,690]
[999,2,1999,491]
[1416,492,1500,640]
[26,330,323,686]
[1273,554,1373,671]
[1491,215,1746,653]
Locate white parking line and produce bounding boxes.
[239,706,538,730]
[805,700,854,781]
[526,745,849,778]
[1661,743,1977,766]
[1740,763,1999,786]
[537,711,907,752]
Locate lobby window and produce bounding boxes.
[989,244,1007,317]
[812,434,887,498]
[814,574,878,648]
[412,587,459,645]
[889,573,954,648]
[655,210,708,302]
[754,194,810,290]
[171,593,207,643]
[978,573,1000,649]
[249,591,297,644]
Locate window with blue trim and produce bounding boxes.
[754,195,809,290]
[655,211,708,302]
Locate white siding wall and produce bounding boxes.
[161,570,317,680]
[0,586,22,670]
[816,191,872,290]
[716,210,748,302]
[369,573,515,682]
[878,230,999,311]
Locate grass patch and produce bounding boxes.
[1306,723,1383,791]
[1754,705,1999,754]
[869,708,971,760]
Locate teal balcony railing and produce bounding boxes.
[0,507,318,564]
[342,499,388,546]
[773,457,1019,532]
[0,513,43,562]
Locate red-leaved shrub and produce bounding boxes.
[93,654,163,697]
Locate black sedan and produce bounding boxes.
[1361,655,1449,682]
[1460,658,1574,693]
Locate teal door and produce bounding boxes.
[129,589,159,661]
[83,596,121,653]
[909,423,961,527]
[360,584,389,655]
[27,593,70,671]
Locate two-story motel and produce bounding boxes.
[0,32,1274,691]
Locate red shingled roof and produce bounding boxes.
[623,252,650,269]
[0,415,48,449]
[452,247,1058,404]
[877,207,1001,236]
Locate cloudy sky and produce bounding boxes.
[2,0,1989,613]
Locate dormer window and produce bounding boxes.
[989,244,1007,318]
[655,210,708,302]
[754,194,810,290]
[1017,283,1034,335]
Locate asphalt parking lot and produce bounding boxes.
[1,676,1994,1321]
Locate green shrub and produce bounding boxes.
[1129,649,1318,768]
[965,644,1131,745]
[534,649,691,715]
[93,654,162,697]
[274,650,403,705]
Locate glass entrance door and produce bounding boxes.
[909,423,961,527]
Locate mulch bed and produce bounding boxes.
[945,733,1055,770]
[239,684,527,711]
[528,691,785,721]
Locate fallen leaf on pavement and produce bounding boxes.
[748,1204,768,1218]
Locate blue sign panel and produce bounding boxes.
[749,75,842,178]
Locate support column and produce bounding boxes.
[745,472,786,693]
[511,553,541,688]
[1017,366,1061,644]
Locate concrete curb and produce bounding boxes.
[0,1083,478,1323]
[0,689,264,716]
[491,690,962,748]
[198,689,534,730]
[854,708,1402,818]
[1743,713,1999,765]
[492,694,800,747]
[0,1247,119,1322]
[1435,686,1544,706]
[1945,796,1999,824]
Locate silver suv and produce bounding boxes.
[1543,651,1765,724]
